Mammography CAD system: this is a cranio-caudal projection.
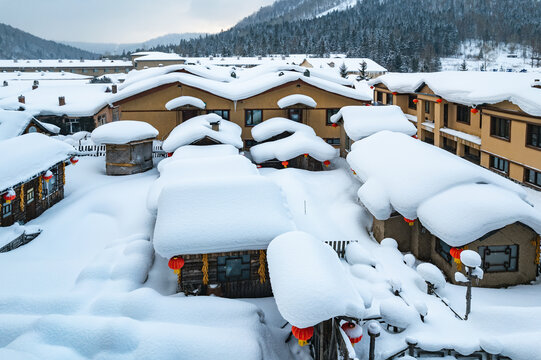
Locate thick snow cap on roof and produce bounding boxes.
[0,133,75,192]
[347,131,525,220]
[91,120,158,145]
[0,109,37,140]
[250,131,339,163]
[267,231,365,328]
[251,117,315,142]
[152,176,295,257]
[165,96,206,110]
[331,105,417,141]
[170,144,239,160]
[277,94,317,109]
[417,184,541,247]
[162,114,243,152]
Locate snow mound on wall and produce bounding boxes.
[277,94,317,109]
[417,183,541,246]
[267,231,365,328]
[152,176,295,257]
[0,133,75,192]
[162,114,243,152]
[347,131,525,220]
[91,120,158,145]
[250,131,339,163]
[331,105,417,141]
[165,96,206,110]
[251,117,315,142]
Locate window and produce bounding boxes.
[525,168,541,188]
[325,138,340,145]
[2,202,12,218]
[326,109,340,125]
[288,108,302,123]
[207,110,230,121]
[490,155,509,174]
[479,245,518,272]
[112,108,120,122]
[435,238,452,263]
[408,95,417,110]
[217,255,251,282]
[376,91,383,104]
[97,114,107,126]
[424,101,430,114]
[456,105,471,124]
[245,110,262,126]
[43,168,58,198]
[93,69,98,73]
[490,116,510,140]
[526,124,541,149]
[464,146,480,164]
[244,139,257,148]
[26,188,34,204]
[386,93,393,105]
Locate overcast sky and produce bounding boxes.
[0,0,275,43]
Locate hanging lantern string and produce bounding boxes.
[202,254,209,285]
[258,250,266,284]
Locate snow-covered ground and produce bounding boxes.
[0,155,540,359]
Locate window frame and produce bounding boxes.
[245,109,263,127]
[325,138,340,146]
[524,167,541,189]
[456,105,471,125]
[288,108,303,123]
[526,123,541,150]
[490,116,511,141]
[376,91,383,104]
[408,95,417,110]
[435,238,452,264]
[489,155,509,175]
[326,109,340,126]
[217,255,251,282]
[207,109,230,121]
[479,245,519,273]
[2,202,12,218]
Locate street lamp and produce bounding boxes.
[454,250,484,320]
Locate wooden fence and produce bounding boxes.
[387,341,512,360]
[0,230,42,253]
[77,142,167,158]
[324,240,357,259]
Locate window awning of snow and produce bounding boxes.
[267,231,365,328]
[91,120,158,145]
[165,96,206,110]
[251,117,315,142]
[277,94,317,109]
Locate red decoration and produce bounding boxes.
[282,161,289,168]
[42,170,53,182]
[370,86,374,89]
[167,152,173,157]
[392,92,398,95]
[257,164,262,168]
[168,256,185,272]
[341,322,363,344]
[70,156,79,165]
[3,190,16,204]
[412,134,418,139]
[450,247,463,260]
[471,108,479,114]
[323,160,331,167]
[412,99,419,104]
[404,217,415,226]
[436,98,443,103]
[303,153,309,158]
[331,123,338,128]
[291,326,314,347]
[366,103,372,106]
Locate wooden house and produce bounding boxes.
[0,109,60,140]
[91,121,158,176]
[0,133,75,227]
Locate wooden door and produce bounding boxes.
[182,110,199,122]
[25,187,36,221]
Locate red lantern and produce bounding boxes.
[471,108,479,114]
[257,164,262,168]
[168,256,185,275]
[351,168,357,175]
[3,189,16,204]
[303,153,309,158]
[282,161,289,168]
[392,92,398,95]
[42,170,53,182]
[323,160,331,167]
[412,134,418,139]
[412,99,419,104]
[436,98,443,103]
[70,156,79,165]
[291,326,314,347]
[450,247,463,260]
[366,103,372,106]
[167,152,173,157]
[331,123,338,128]
[404,217,415,226]
[341,322,363,344]
[370,86,374,89]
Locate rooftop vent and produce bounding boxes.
[32,80,39,90]
[533,79,541,89]
[58,96,66,106]
[18,95,25,104]
[209,119,220,132]
[112,84,118,94]
[3,81,8,87]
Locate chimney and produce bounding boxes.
[32,80,39,90]
[210,119,220,131]
[533,79,541,89]
[18,95,25,104]
[112,84,118,94]
[3,81,7,87]
[58,96,66,106]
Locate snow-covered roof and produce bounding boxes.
[0,133,75,192]
[331,105,417,141]
[133,53,185,62]
[267,231,365,328]
[162,114,243,152]
[251,117,315,142]
[277,94,317,108]
[439,127,481,145]
[165,96,206,110]
[0,109,42,140]
[152,176,295,257]
[0,59,132,69]
[91,121,158,145]
[0,71,91,81]
[250,131,339,163]
[417,184,541,246]
[370,72,541,117]
[347,131,526,221]
[302,57,388,73]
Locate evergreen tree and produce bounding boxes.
[339,62,348,78]
[358,61,368,80]
[460,59,468,71]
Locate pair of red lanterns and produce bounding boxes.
[291,322,362,347]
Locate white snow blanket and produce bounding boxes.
[0,133,75,192]
[91,121,158,145]
[417,184,541,246]
[162,114,243,152]
[277,94,317,108]
[0,109,39,140]
[267,231,365,328]
[250,131,339,163]
[168,144,239,161]
[330,105,417,141]
[165,96,206,110]
[347,131,525,220]
[153,176,295,257]
[370,71,541,117]
[251,117,315,142]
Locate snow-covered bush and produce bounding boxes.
[379,298,417,332]
[345,242,376,266]
[416,263,446,293]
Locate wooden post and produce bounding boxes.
[176,271,182,293]
[407,337,418,357]
[465,266,473,320]
[368,322,381,360]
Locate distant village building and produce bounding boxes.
[0,59,133,76]
[91,121,158,175]
[131,52,186,70]
[0,109,59,140]
[299,57,388,79]
[0,133,75,227]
